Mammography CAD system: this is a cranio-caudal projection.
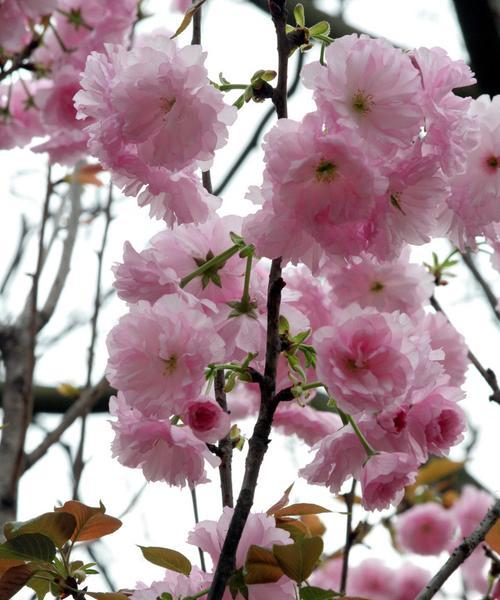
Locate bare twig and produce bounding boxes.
[215,371,233,509]
[72,183,114,499]
[415,498,500,600]
[0,215,30,296]
[461,251,500,321]
[190,487,207,572]
[340,479,357,594]
[430,296,500,405]
[23,377,110,471]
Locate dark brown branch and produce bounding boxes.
[461,251,500,321]
[415,498,500,600]
[214,52,304,197]
[340,479,357,594]
[0,34,44,82]
[215,371,234,509]
[430,296,500,406]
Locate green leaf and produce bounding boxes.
[170,0,207,39]
[161,594,173,600]
[309,21,330,37]
[293,3,305,26]
[138,546,191,576]
[0,564,35,600]
[27,575,51,600]
[228,570,249,600]
[0,534,56,563]
[272,536,323,584]
[300,587,339,600]
[86,594,130,600]
[4,512,76,548]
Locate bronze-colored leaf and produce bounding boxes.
[299,514,326,537]
[138,546,191,576]
[170,0,208,39]
[0,564,34,600]
[275,503,331,518]
[272,537,323,584]
[0,562,23,578]
[485,518,500,553]
[4,512,76,548]
[276,517,310,541]
[266,483,294,516]
[244,545,283,585]
[87,593,130,600]
[54,501,121,542]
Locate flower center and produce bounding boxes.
[162,354,177,375]
[370,281,384,292]
[486,155,499,170]
[159,96,176,119]
[352,89,374,115]
[315,159,337,183]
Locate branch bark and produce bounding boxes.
[415,498,500,600]
[461,251,500,321]
[215,371,234,509]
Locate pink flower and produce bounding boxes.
[314,309,432,415]
[391,563,430,600]
[360,452,418,511]
[132,566,211,600]
[300,425,366,494]
[347,559,394,600]
[328,248,434,315]
[0,81,45,151]
[406,386,465,459]
[75,36,236,225]
[302,34,424,153]
[110,394,220,487]
[422,312,469,386]
[184,396,231,443]
[273,403,342,446]
[0,1,30,54]
[451,485,494,537]
[310,558,342,592]
[396,503,456,555]
[493,579,500,599]
[106,294,224,417]
[461,547,489,595]
[187,507,291,569]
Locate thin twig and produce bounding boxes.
[430,296,500,405]
[340,479,357,594]
[0,215,30,296]
[461,251,500,321]
[72,184,114,499]
[214,51,304,197]
[215,371,233,509]
[415,498,500,600]
[86,545,116,592]
[190,487,207,572]
[23,377,110,471]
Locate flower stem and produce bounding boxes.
[240,253,253,310]
[347,414,378,457]
[180,244,250,288]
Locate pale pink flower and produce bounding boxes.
[422,312,469,386]
[310,558,342,592]
[391,563,430,600]
[0,81,45,150]
[132,566,211,600]
[396,503,456,555]
[184,396,231,443]
[0,1,31,54]
[187,507,291,569]
[347,559,394,600]
[451,485,494,537]
[106,294,224,417]
[461,548,489,595]
[110,394,220,487]
[273,403,342,446]
[32,130,89,166]
[406,386,465,459]
[314,309,430,415]
[302,34,424,153]
[328,248,434,315]
[300,425,366,494]
[360,452,418,511]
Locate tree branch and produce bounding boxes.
[415,498,500,600]
[215,371,234,509]
[340,479,357,594]
[0,215,30,296]
[461,251,500,321]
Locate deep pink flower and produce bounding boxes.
[360,452,418,511]
[106,294,224,417]
[300,425,366,494]
[396,503,456,555]
[132,566,211,600]
[184,396,231,443]
[110,394,220,487]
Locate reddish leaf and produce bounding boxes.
[54,501,121,542]
[266,483,294,516]
[0,562,23,578]
[0,564,34,600]
[485,518,500,553]
[275,503,331,518]
[244,545,283,585]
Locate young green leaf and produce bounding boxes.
[0,534,56,563]
[138,546,192,576]
[4,512,76,548]
[293,3,305,27]
[272,536,323,583]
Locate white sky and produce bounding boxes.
[1,1,498,598]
